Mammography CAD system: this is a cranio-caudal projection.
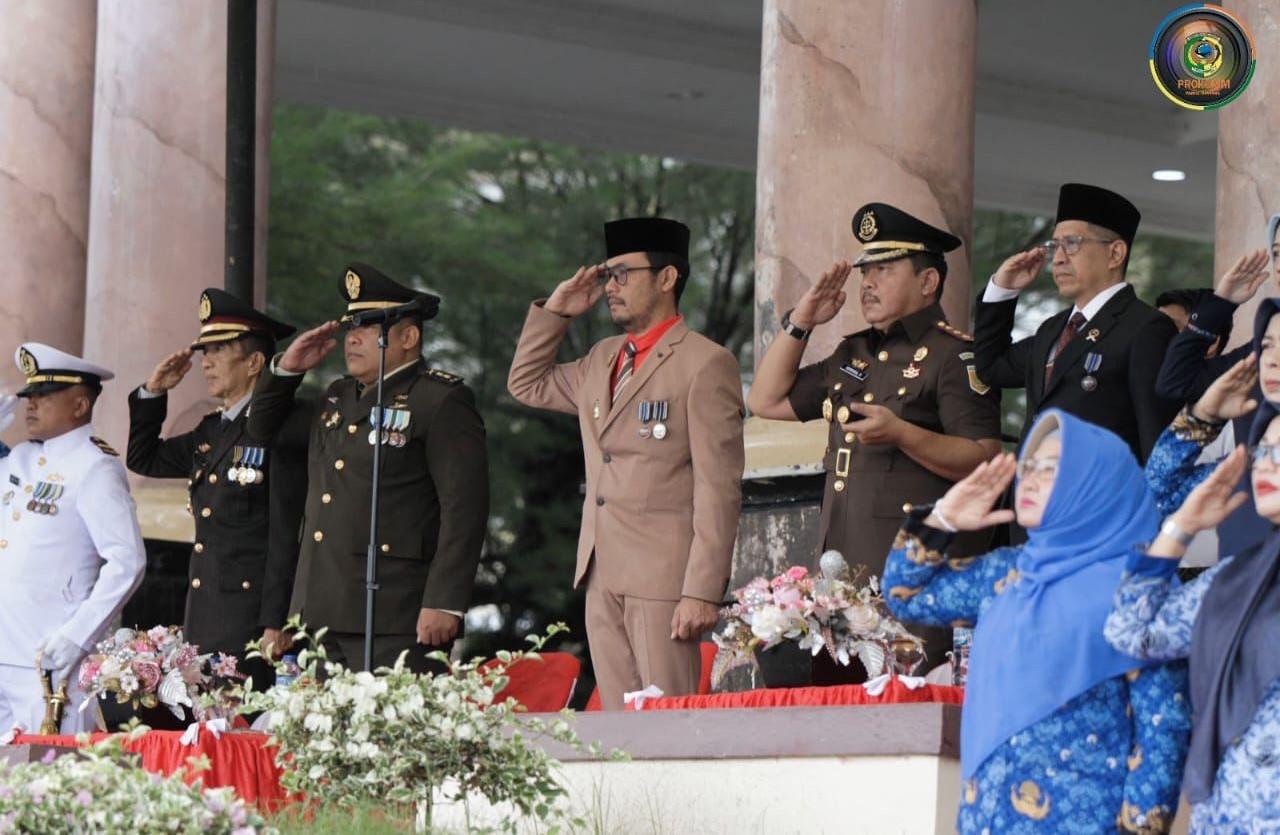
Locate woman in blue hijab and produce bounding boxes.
[884,410,1190,834]
[1105,301,1280,832]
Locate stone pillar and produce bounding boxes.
[1216,1,1280,348]
[0,0,97,436]
[754,0,978,369]
[83,0,276,451]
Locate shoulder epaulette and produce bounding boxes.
[90,436,119,457]
[424,368,463,386]
[935,320,974,342]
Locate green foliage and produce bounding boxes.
[241,620,612,833]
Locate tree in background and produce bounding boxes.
[267,102,1214,689]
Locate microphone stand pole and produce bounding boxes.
[363,320,391,672]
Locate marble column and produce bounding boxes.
[83,0,276,452]
[1216,0,1280,349]
[754,0,978,369]
[0,0,97,435]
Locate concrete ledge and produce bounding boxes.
[537,703,961,762]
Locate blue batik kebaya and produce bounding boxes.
[885,410,1190,833]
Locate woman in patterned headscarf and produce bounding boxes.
[885,410,1190,833]
[1105,295,1280,832]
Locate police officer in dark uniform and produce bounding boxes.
[748,203,1003,671]
[127,289,308,687]
[973,183,1180,463]
[247,263,489,673]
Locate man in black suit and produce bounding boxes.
[127,289,310,688]
[973,183,1180,462]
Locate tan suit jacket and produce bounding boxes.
[508,301,744,603]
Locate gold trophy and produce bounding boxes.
[35,651,68,735]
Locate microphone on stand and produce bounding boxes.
[343,294,440,329]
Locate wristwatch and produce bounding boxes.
[1159,518,1195,548]
[780,308,811,341]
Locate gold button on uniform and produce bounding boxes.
[37,457,46,467]
[348,425,358,435]
[191,578,202,589]
[241,580,251,590]
[897,386,907,396]
[0,540,7,549]
[313,530,324,542]
[321,493,332,504]
[833,383,843,392]
[209,474,218,484]
[844,432,856,443]
[200,507,212,518]
[193,543,204,554]
[833,479,846,492]
[381,544,390,553]
[877,351,889,362]
[334,459,345,470]
[863,393,875,403]
[902,502,913,513]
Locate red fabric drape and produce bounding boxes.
[633,678,964,711]
[11,729,289,810]
[480,651,581,713]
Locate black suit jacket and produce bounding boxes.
[126,389,311,655]
[974,284,1180,462]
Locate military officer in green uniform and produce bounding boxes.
[127,289,307,688]
[747,203,1003,672]
[247,263,489,673]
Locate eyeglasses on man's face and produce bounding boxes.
[1040,235,1119,259]
[1250,443,1280,468]
[596,263,662,287]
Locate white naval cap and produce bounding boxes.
[14,342,114,397]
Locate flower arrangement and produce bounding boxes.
[78,626,244,722]
[712,551,925,686]
[239,619,620,833]
[0,730,269,834]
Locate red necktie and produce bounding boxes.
[1045,312,1086,384]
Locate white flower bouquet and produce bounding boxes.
[712,551,925,687]
[78,626,244,723]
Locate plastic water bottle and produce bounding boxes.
[276,654,301,688]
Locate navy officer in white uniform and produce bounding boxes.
[0,343,146,733]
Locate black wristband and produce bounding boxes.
[780,308,811,341]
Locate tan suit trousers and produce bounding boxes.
[585,569,699,711]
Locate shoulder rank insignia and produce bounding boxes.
[935,320,974,342]
[425,369,463,385]
[90,436,119,457]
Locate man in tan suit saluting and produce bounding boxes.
[509,218,745,710]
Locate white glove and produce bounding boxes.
[0,394,17,434]
[36,633,85,677]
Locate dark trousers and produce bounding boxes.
[319,632,451,675]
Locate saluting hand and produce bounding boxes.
[278,321,340,374]
[544,265,605,318]
[991,248,1046,292]
[1214,249,1270,305]
[789,261,852,329]
[1192,354,1258,423]
[1168,446,1249,539]
[144,349,194,394]
[931,453,1018,531]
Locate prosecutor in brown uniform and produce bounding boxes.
[508,218,745,710]
[247,264,489,672]
[126,289,307,684]
[748,204,1002,669]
